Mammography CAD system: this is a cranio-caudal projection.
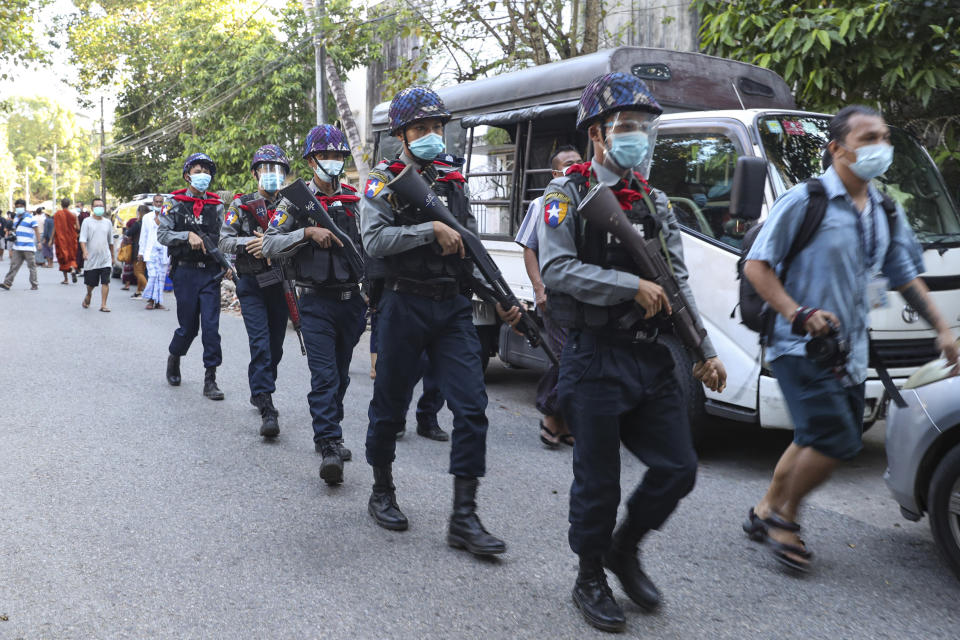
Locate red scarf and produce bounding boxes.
[565,161,650,210]
[171,188,222,219]
[386,160,466,184]
[317,183,359,216]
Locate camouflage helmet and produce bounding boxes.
[250,144,290,172]
[388,86,451,135]
[576,72,662,131]
[302,125,351,158]
[182,152,216,179]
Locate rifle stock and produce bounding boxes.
[387,164,558,366]
[577,184,707,362]
[277,179,364,281]
[277,261,307,356]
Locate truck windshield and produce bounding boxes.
[757,114,960,246]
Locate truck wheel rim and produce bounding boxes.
[950,478,960,547]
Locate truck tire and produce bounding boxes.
[658,334,708,448]
[928,443,960,581]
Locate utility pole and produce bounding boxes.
[303,0,326,124]
[52,142,58,206]
[25,167,30,206]
[99,96,106,203]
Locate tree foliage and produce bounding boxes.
[0,0,49,81]
[691,0,960,191]
[2,96,97,203]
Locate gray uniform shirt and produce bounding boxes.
[157,192,225,248]
[537,169,717,359]
[261,179,350,260]
[219,191,281,256]
[359,152,483,281]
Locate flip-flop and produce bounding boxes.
[539,420,561,449]
[60,281,69,285]
[99,307,111,312]
[82,294,91,308]
[558,433,575,447]
[155,304,166,310]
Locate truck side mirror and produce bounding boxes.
[729,156,768,221]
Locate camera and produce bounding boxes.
[806,324,849,369]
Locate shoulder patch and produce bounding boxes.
[543,192,571,228]
[225,210,238,225]
[270,211,288,228]
[365,172,388,199]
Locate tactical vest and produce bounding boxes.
[167,200,222,264]
[381,161,472,282]
[549,174,664,332]
[293,195,362,287]
[234,193,273,276]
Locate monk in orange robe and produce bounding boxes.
[54,198,79,283]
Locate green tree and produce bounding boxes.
[0,0,50,82]
[691,0,960,192]
[3,96,96,203]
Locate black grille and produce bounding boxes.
[870,338,940,369]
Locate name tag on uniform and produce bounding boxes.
[867,275,890,310]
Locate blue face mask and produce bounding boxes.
[93,206,105,216]
[607,132,650,171]
[316,160,344,179]
[14,207,25,215]
[259,172,283,193]
[189,172,212,191]
[408,133,445,161]
[847,143,894,180]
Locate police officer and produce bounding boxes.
[159,152,230,400]
[262,125,364,486]
[219,145,291,438]
[538,73,727,632]
[361,86,519,556]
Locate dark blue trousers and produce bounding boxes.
[558,331,698,557]
[366,291,487,477]
[300,291,367,443]
[236,274,288,397]
[169,264,223,368]
[370,311,443,421]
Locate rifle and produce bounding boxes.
[386,164,558,366]
[277,179,364,281]
[190,223,236,283]
[577,184,708,362]
[278,260,307,356]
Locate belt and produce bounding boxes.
[385,277,460,301]
[587,326,660,345]
[298,283,360,300]
[177,260,213,269]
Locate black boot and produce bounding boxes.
[602,522,661,611]
[572,556,626,633]
[318,439,344,485]
[166,354,181,386]
[203,367,224,400]
[447,476,506,556]
[315,439,352,461]
[368,466,408,530]
[252,393,279,438]
[416,417,449,441]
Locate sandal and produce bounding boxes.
[742,507,767,542]
[558,433,575,447]
[759,511,812,572]
[99,307,111,312]
[145,300,155,310]
[539,420,561,449]
[82,293,91,308]
[155,304,166,310]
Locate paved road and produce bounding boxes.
[1,266,958,639]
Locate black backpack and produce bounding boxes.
[736,178,898,337]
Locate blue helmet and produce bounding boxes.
[182,152,216,179]
[388,86,451,135]
[576,72,662,131]
[302,125,351,158]
[250,144,290,172]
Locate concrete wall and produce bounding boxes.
[602,0,700,52]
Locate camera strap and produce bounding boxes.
[868,333,907,409]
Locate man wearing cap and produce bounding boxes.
[538,73,726,632]
[262,125,364,486]
[360,86,520,557]
[220,145,292,438]
[158,152,230,400]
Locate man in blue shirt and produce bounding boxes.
[743,105,959,572]
[1,199,40,290]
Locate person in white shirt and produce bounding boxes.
[79,197,115,311]
[139,193,170,309]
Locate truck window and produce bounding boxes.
[466,125,516,237]
[649,131,748,249]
